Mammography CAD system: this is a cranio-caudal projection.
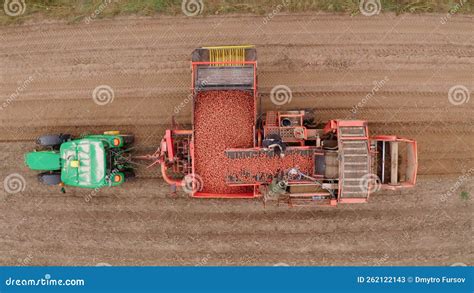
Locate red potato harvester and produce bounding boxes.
[143,45,418,207]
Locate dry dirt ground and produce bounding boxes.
[0,13,472,266]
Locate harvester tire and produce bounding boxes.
[322,139,338,150]
[303,108,316,127]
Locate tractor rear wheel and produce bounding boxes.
[38,172,62,186]
[37,134,71,148]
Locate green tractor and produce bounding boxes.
[25,131,135,191]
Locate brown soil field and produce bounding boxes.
[0,13,472,266]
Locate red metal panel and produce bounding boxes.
[193,192,256,198]
[336,120,367,127]
[323,120,338,134]
[339,198,368,204]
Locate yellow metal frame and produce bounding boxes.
[203,45,254,66]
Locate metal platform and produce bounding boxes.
[338,125,370,199]
[195,66,255,90]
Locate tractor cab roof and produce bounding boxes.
[60,139,107,188]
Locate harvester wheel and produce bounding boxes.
[38,172,62,186]
[37,134,71,148]
[303,109,316,127]
[322,139,338,150]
